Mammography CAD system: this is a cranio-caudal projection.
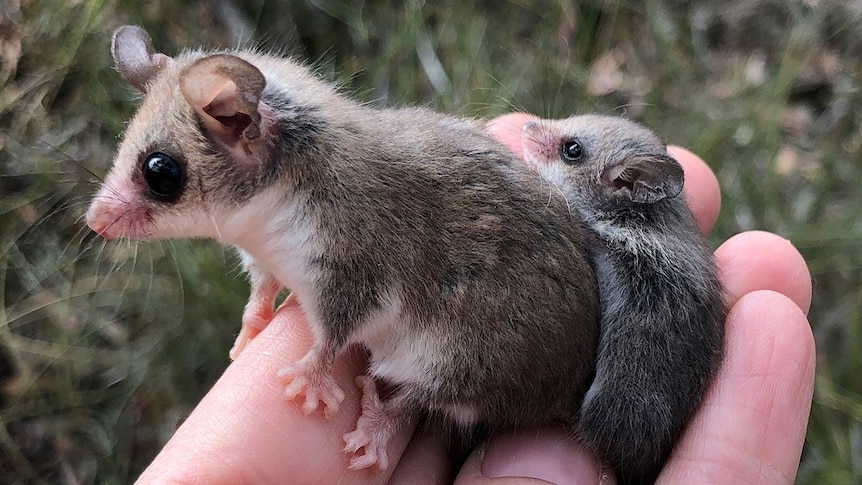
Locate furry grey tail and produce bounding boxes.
[577,232,725,484]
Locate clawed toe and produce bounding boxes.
[341,375,398,471]
[343,426,390,471]
[278,363,345,417]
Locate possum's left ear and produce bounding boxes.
[601,154,684,204]
[179,54,275,164]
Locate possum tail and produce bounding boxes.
[576,308,723,485]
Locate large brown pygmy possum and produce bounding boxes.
[517,115,726,485]
[86,26,600,471]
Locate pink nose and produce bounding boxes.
[86,202,116,240]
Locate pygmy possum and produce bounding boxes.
[517,114,726,485]
[86,26,600,471]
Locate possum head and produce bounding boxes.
[86,26,281,242]
[520,115,684,208]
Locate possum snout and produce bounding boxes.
[86,178,152,240]
[86,188,126,240]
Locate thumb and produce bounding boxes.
[454,427,614,485]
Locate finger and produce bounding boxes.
[388,426,451,485]
[136,296,415,484]
[658,290,815,484]
[484,115,721,235]
[715,231,812,314]
[454,427,613,485]
[660,229,815,483]
[667,145,721,235]
[484,112,538,157]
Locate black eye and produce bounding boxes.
[142,152,184,200]
[561,140,584,164]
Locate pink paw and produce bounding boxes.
[343,429,389,471]
[229,312,270,360]
[278,362,345,418]
[343,375,395,471]
[230,273,281,360]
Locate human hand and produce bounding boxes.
[135,113,815,485]
[476,114,815,484]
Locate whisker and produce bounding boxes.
[90,183,129,204]
[54,178,103,188]
[166,240,186,326]
[553,38,573,117]
[36,138,105,183]
[140,242,158,328]
[609,102,654,117]
[103,247,124,289]
[90,235,109,285]
[209,213,224,241]
[119,241,140,302]
[56,221,96,266]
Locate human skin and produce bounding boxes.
[135,113,814,485]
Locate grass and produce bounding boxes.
[1,0,861,482]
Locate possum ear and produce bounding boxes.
[601,154,684,204]
[180,54,273,160]
[112,25,173,92]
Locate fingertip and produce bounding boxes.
[667,145,721,235]
[723,290,816,405]
[456,446,552,485]
[660,290,815,484]
[455,428,612,485]
[732,290,815,367]
[485,113,540,158]
[388,426,451,484]
[715,231,812,313]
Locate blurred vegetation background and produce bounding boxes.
[1,0,860,482]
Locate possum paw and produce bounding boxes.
[343,375,396,471]
[230,275,281,360]
[278,362,345,418]
[229,313,269,360]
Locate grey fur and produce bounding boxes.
[522,115,726,484]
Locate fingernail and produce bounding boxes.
[481,427,607,485]
[522,119,539,131]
